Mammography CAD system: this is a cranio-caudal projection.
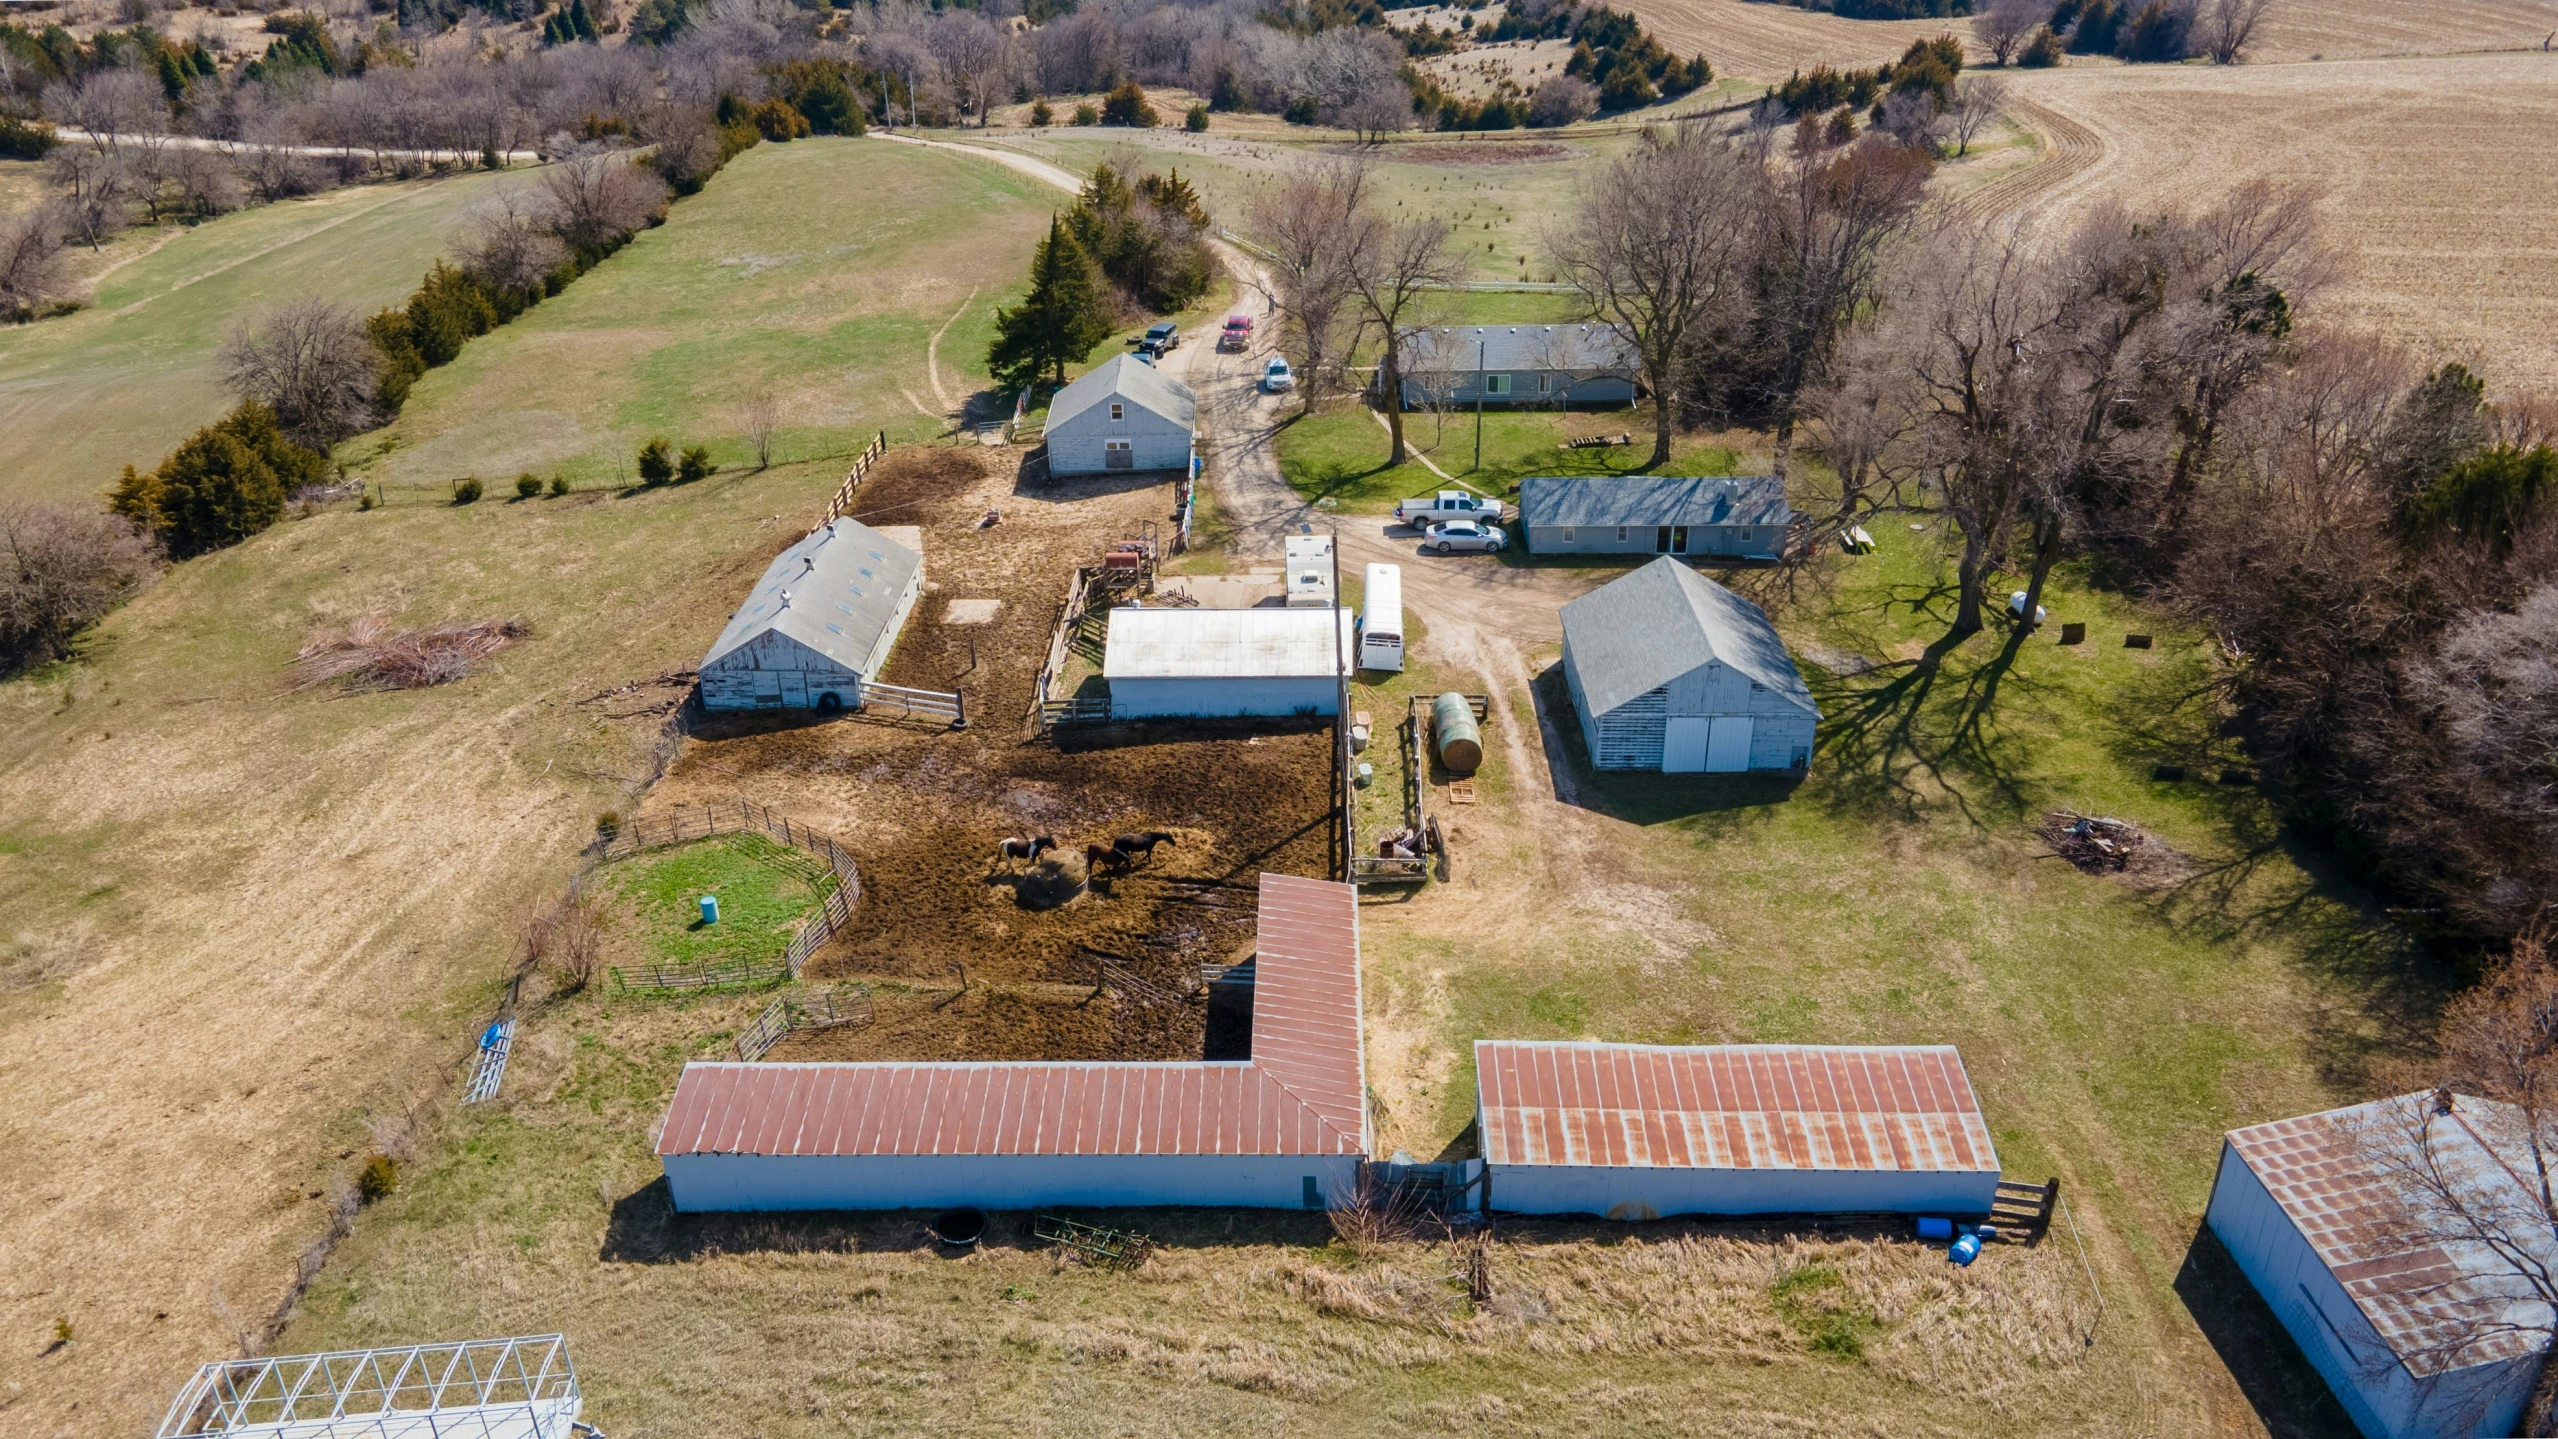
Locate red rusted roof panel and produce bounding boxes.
[655,876,1366,1160]
[1474,1042,1999,1175]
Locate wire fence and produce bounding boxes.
[598,798,863,991]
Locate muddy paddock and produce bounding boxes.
[650,446,1336,1062]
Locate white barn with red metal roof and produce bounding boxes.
[655,875,1367,1212]
[1473,1041,2002,1220]
[2206,1093,2558,1439]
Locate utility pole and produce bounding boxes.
[1473,335,1486,474]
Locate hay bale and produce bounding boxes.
[1012,852,1087,910]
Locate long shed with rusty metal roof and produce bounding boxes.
[1472,1041,2001,1219]
[2205,1093,2557,1439]
[655,875,1368,1211]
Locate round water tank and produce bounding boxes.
[1432,693,1482,773]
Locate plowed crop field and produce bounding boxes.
[2248,0,2558,63]
[1625,0,1974,81]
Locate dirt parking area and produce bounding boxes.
[647,446,1338,1061]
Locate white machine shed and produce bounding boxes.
[1103,606,1354,719]
[1475,1041,2003,1220]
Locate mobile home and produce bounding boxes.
[1357,563,1404,672]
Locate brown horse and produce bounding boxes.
[1083,843,1133,875]
[1111,831,1177,864]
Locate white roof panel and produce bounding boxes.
[1104,607,1355,680]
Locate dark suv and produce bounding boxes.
[1136,322,1180,358]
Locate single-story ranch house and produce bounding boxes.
[1386,324,1638,409]
[1520,475,1794,559]
[1045,353,1198,476]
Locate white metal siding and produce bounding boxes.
[664,1152,1361,1212]
[1108,676,1340,719]
[1592,688,1668,769]
[860,564,925,682]
[1047,407,1194,475]
[700,632,864,712]
[1527,522,1782,557]
[2204,1142,2544,1439]
[1577,656,1817,774]
[1486,1162,1999,1219]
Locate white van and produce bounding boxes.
[1285,534,1336,608]
[1357,563,1404,672]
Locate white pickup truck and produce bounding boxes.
[1394,490,1505,527]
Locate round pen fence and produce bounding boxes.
[597,799,863,992]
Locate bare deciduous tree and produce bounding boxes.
[1528,75,1598,129]
[1340,84,1413,145]
[0,504,163,674]
[1972,0,2055,67]
[217,298,383,450]
[1249,156,1369,410]
[1948,77,2007,157]
[48,147,132,249]
[1549,125,1764,467]
[2193,0,2275,65]
[166,146,245,220]
[539,146,670,255]
[930,11,1014,128]
[1345,214,1455,465]
[457,184,568,296]
[0,206,71,322]
[737,388,782,470]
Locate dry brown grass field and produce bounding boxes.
[1981,54,2558,394]
[2247,0,2558,62]
[1625,0,1975,81]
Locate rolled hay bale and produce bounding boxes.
[1432,692,1482,773]
[1014,851,1087,910]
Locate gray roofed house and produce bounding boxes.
[1520,474,1794,559]
[1559,557,1817,773]
[1044,353,1199,476]
[1388,324,1639,409]
[697,517,924,712]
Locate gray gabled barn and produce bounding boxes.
[1560,558,1817,773]
[1521,475,1793,559]
[1044,354,1198,476]
[698,518,923,712]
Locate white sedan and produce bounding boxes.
[1423,521,1507,554]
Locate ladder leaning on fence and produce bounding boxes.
[463,1018,515,1105]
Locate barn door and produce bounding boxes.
[1106,440,1133,470]
[780,672,809,707]
[1655,526,1673,553]
[1705,717,1754,773]
[1663,717,1710,773]
[753,671,784,708]
[1671,526,1690,554]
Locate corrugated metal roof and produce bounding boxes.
[1558,558,1817,717]
[1475,1042,1999,1174]
[1104,607,1355,681]
[1520,474,1792,531]
[656,876,1366,1159]
[1403,324,1636,376]
[2227,1093,2558,1375]
[1048,353,1198,432]
[699,518,921,675]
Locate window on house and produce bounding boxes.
[1537,373,1551,394]
[1110,402,1125,421]
[1561,527,1575,542]
[1484,373,1511,396]
[1615,526,1629,542]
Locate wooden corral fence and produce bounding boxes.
[1089,953,1198,1010]
[735,983,877,1061]
[599,798,863,991]
[816,430,889,527]
[862,679,967,728]
[1032,564,1113,733]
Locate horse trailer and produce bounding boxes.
[1357,563,1404,672]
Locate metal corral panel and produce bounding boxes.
[655,877,1369,1212]
[665,1152,1359,1212]
[157,1335,581,1439]
[1475,1041,2000,1218]
[2206,1095,2556,1438]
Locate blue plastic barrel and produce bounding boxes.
[700,895,720,925]
[1949,1232,1982,1266]
[1915,1216,1953,1241]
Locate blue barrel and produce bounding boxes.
[1915,1216,1953,1241]
[1949,1232,1982,1266]
[700,895,720,925]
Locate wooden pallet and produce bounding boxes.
[1990,1176,2060,1239]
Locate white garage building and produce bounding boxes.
[1559,557,1818,773]
[656,876,1369,1212]
[697,518,923,712]
[1044,354,1198,476]
[1475,1041,2003,1219]
[1104,606,1355,719]
[2205,1093,2557,1439]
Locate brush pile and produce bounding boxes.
[2038,810,2153,874]
[288,615,529,692]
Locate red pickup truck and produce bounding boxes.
[1217,314,1254,352]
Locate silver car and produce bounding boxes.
[1424,520,1506,554]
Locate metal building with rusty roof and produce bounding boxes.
[1472,1041,2002,1220]
[654,875,1367,1212]
[2206,1093,2558,1439]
